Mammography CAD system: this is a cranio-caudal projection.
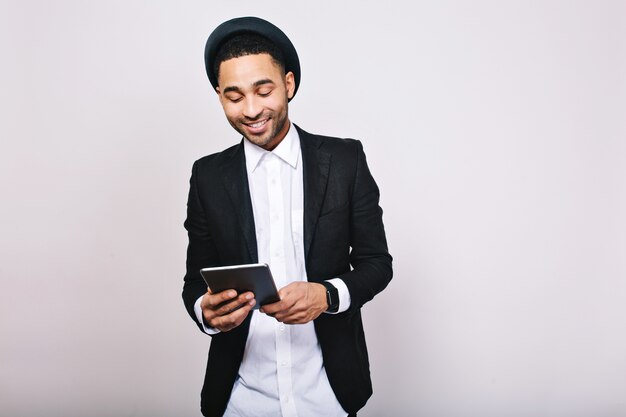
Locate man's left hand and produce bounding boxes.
[260,282,328,324]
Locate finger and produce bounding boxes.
[212,289,239,305]
[261,298,295,316]
[215,292,255,316]
[275,309,306,324]
[277,284,297,300]
[203,292,253,326]
[269,299,300,322]
[203,289,238,308]
[259,297,285,315]
[259,302,278,315]
[211,298,256,331]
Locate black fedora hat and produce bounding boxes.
[204,16,301,98]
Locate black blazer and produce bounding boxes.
[182,125,392,417]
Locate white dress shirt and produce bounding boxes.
[194,123,350,417]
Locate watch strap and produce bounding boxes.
[321,281,339,313]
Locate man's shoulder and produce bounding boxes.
[193,141,242,169]
[296,125,362,154]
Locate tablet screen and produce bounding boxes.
[199,263,280,308]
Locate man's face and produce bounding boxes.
[216,53,295,151]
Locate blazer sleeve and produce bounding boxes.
[182,160,219,331]
[339,140,392,310]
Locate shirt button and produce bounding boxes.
[281,361,287,367]
[279,325,285,331]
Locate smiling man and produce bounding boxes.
[182,17,392,417]
[218,53,293,151]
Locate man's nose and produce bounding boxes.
[243,96,262,119]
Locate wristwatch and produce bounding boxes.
[321,281,339,313]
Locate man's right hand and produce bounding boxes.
[201,289,256,332]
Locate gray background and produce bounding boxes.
[1,1,625,416]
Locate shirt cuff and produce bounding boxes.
[194,295,220,335]
[325,278,351,314]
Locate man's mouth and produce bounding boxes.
[244,118,269,134]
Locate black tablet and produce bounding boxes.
[199,263,280,309]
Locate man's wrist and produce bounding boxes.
[320,281,339,313]
[194,295,221,335]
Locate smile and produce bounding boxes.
[245,119,269,128]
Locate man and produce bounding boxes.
[182,16,392,417]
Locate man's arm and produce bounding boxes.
[182,160,255,332]
[261,139,391,321]
[182,160,216,331]
[338,140,392,311]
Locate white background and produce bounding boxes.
[1,1,625,416]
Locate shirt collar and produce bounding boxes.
[243,122,300,174]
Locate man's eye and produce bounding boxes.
[258,90,272,97]
[227,96,242,103]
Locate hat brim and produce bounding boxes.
[204,17,301,100]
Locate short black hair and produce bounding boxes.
[213,33,286,82]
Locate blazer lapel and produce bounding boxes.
[298,126,331,260]
[219,141,258,263]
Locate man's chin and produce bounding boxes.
[242,132,272,147]
[233,118,287,150]
[232,125,269,147]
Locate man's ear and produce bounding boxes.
[215,86,225,106]
[285,71,295,100]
